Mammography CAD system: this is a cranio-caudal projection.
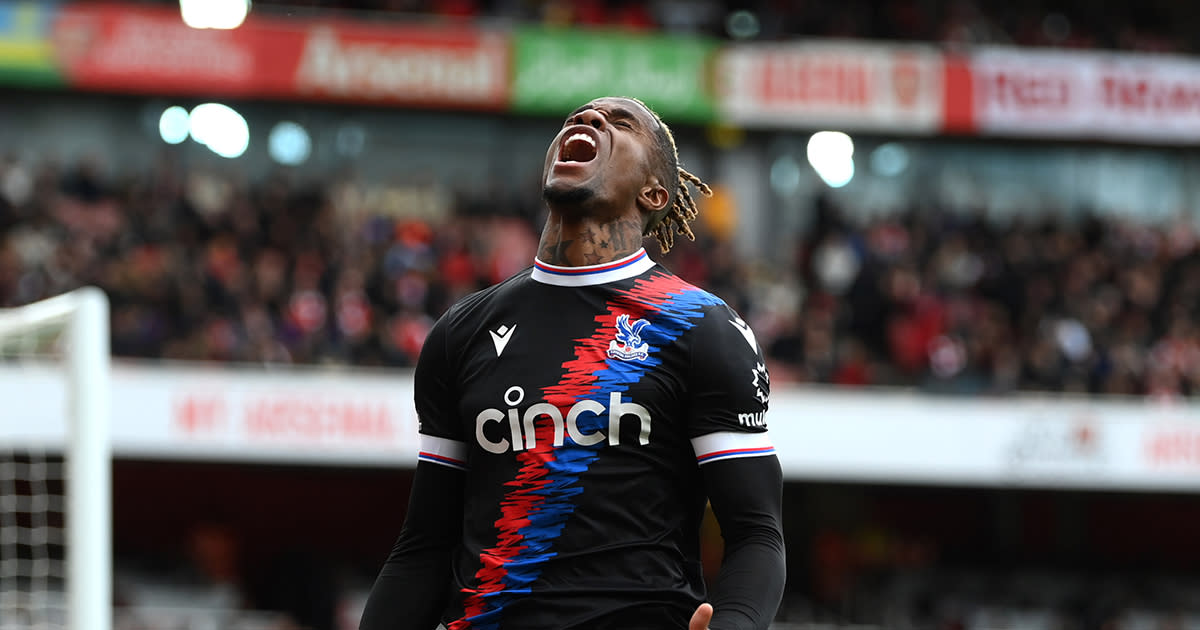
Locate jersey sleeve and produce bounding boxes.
[414,310,468,471]
[687,303,775,466]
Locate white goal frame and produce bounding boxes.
[0,287,111,630]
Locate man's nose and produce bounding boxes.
[573,109,606,129]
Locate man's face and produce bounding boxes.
[542,97,663,212]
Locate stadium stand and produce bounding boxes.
[2,153,1197,396]
[141,0,1200,52]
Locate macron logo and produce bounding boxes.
[490,324,516,357]
[728,317,758,353]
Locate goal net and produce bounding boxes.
[0,288,110,630]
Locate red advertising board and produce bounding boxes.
[713,41,1200,144]
[960,47,1200,143]
[50,2,508,109]
[33,3,1200,144]
[715,42,944,132]
[939,54,974,133]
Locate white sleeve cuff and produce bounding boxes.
[691,431,775,465]
[418,434,469,471]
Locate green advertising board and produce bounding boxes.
[0,1,64,87]
[512,28,716,124]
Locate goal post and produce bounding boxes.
[0,287,111,630]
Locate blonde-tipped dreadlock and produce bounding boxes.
[620,96,712,254]
[649,167,712,254]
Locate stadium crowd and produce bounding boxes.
[216,0,1198,54]
[1,152,1197,399]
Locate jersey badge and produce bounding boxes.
[752,361,770,404]
[607,313,651,361]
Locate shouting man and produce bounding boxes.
[360,97,785,630]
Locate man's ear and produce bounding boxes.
[637,179,670,214]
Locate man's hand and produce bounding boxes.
[689,603,713,630]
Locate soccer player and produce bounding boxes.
[359,97,785,630]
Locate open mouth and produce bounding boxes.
[558,132,598,163]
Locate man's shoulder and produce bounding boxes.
[642,266,740,326]
[440,266,535,325]
[638,268,760,354]
[640,265,728,306]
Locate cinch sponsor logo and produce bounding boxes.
[475,386,650,453]
[738,411,767,428]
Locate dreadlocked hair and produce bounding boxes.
[623,95,711,254]
[649,167,712,253]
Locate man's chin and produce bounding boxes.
[542,183,595,207]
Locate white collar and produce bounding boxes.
[531,248,655,287]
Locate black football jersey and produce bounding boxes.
[414,248,774,630]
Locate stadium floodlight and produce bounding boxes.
[870,142,909,177]
[158,106,190,145]
[189,103,250,159]
[268,121,312,166]
[769,154,802,198]
[180,0,250,30]
[807,131,855,188]
[725,10,761,39]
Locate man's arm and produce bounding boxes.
[361,308,466,630]
[685,304,786,630]
[359,462,465,630]
[700,455,786,630]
